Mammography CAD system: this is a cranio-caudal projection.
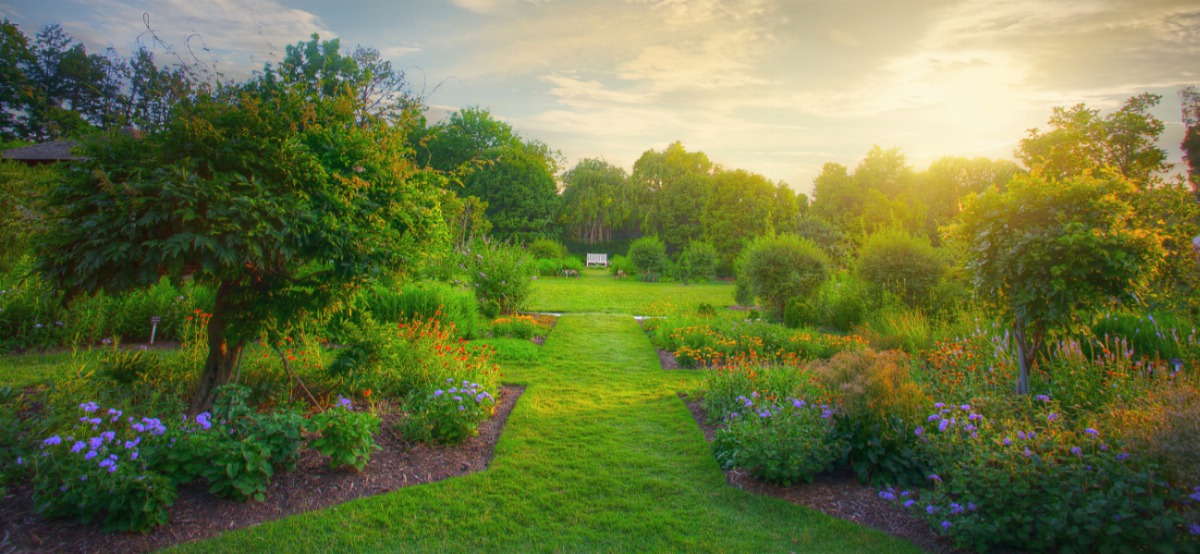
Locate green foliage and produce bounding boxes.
[98,345,164,384]
[307,398,381,471]
[856,230,944,306]
[784,272,871,332]
[740,234,831,319]
[0,161,58,271]
[490,314,539,340]
[401,380,496,445]
[361,280,481,340]
[628,236,668,281]
[559,158,639,244]
[528,238,568,260]
[702,169,797,270]
[678,241,719,284]
[327,315,498,399]
[701,362,823,423]
[713,397,844,485]
[202,434,273,502]
[863,303,934,355]
[464,238,535,317]
[609,254,637,278]
[633,141,714,252]
[954,173,1164,393]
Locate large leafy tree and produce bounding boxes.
[702,168,797,271]
[559,158,638,243]
[37,36,446,413]
[918,156,1020,241]
[811,146,925,239]
[1017,93,1169,186]
[953,174,1162,394]
[1181,85,1200,192]
[633,141,714,252]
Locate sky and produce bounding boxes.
[3,0,1198,195]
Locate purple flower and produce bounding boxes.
[934,402,946,408]
[88,437,103,451]
[1035,395,1050,403]
[926,505,938,514]
[959,404,971,411]
[1070,446,1082,456]
[79,401,99,413]
[1023,447,1033,457]
[80,475,87,481]
[84,450,98,461]
[71,441,86,453]
[820,409,831,419]
[453,396,463,403]
[1003,437,1012,446]
[879,491,896,501]
[43,435,62,447]
[100,431,116,444]
[124,437,141,449]
[927,414,941,422]
[1028,431,1037,439]
[1017,431,1026,440]
[1190,523,1200,536]
[938,419,950,432]
[967,503,977,511]
[904,499,915,508]
[941,521,952,531]
[792,398,806,409]
[458,405,465,412]
[337,396,353,410]
[195,412,212,430]
[928,474,942,483]
[1117,452,1130,461]
[729,412,739,419]
[1047,413,1059,422]
[1085,428,1099,437]
[950,503,964,514]
[914,426,925,438]
[434,389,444,397]
[968,413,982,421]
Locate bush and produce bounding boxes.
[712,396,844,485]
[401,379,496,445]
[863,303,933,355]
[327,315,499,399]
[628,236,667,281]
[464,238,534,317]
[856,230,944,306]
[740,234,830,320]
[784,273,871,332]
[609,254,637,278]
[307,396,381,471]
[528,238,568,260]
[362,280,481,339]
[680,240,719,283]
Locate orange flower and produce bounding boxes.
[363,389,372,397]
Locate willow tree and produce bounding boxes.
[559,158,637,244]
[37,36,446,413]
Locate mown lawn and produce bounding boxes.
[174,313,920,553]
[528,269,735,314]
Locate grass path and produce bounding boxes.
[176,314,921,553]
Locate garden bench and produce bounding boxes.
[586,253,609,268]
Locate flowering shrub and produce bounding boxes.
[491,315,539,340]
[712,395,844,485]
[402,379,497,445]
[701,361,824,424]
[896,398,1198,552]
[327,315,499,399]
[307,396,380,471]
[27,402,176,532]
[463,238,534,318]
[646,308,866,368]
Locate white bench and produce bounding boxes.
[586,253,609,268]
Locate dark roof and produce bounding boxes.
[2,141,82,162]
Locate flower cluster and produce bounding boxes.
[402,378,497,445]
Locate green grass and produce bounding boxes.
[0,349,95,387]
[174,314,920,553]
[530,269,734,314]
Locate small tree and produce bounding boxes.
[855,229,944,306]
[740,234,830,320]
[678,240,718,284]
[953,173,1162,394]
[628,236,667,280]
[37,36,446,414]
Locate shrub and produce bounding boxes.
[784,273,871,332]
[402,379,497,445]
[863,303,933,355]
[528,238,568,260]
[464,238,534,317]
[307,396,381,471]
[712,396,844,485]
[560,256,584,274]
[628,236,667,281]
[327,315,499,399]
[856,229,944,306]
[363,280,481,339]
[98,345,165,385]
[609,254,637,278]
[740,234,830,320]
[679,241,719,284]
[491,314,539,340]
[701,362,824,423]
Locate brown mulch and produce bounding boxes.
[657,349,681,370]
[0,385,525,554]
[680,395,967,554]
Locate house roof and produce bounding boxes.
[1,141,82,162]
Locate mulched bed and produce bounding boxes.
[680,395,967,554]
[0,385,524,554]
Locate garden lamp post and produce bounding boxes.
[150,316,162,344]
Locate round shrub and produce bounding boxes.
[609,254,637,278]
[527,238,568,260]
[628,236,667,280]
[740,234,831,319]
[856,230,944,306]
[713,396,844,485]
[464,238,535,317]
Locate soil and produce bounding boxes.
[680,395,968,554]
[658,349,681,370]
[0,385,524,554]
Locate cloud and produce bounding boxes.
[828,28,858,47]
[0,3,25,20]
[56,0,332,76]
[381,45,421,58]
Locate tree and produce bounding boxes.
[0,19,34,141]
[918,156,1020,241]
[1181,85,1200,192]
[633,141,714,252]
[627,236,667,279]
[1017,93,1169,186]
[37,36,446,414]
[678,240,718,284]
[702,168,796,272]
[953,174,1163,394]
[810,147,926,239]
[740,234,831,320]
[855,229,944,306]
[559,158,638,244]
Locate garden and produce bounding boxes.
[2,21,1200,554]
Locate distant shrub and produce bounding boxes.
[464,238,535,318]
[528,238,568,260]
[740,234,830,320]
[856,230,944,306]
[678,241,719,284]
[609,254,637,278]
[628,236,667,281]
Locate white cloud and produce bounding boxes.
[0,3,25,20]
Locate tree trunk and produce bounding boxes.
[1012,320,1040,396]
[188,281,244,415]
